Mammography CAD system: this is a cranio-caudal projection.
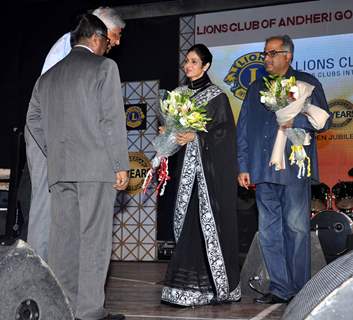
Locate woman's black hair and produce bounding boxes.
[187,43,213,68]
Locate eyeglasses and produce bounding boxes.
[261,50,288,58]
[96,32,110,44]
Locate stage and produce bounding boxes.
[105,261,286,320]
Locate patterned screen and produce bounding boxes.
[112,80,160,261]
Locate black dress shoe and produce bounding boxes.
[254,293,288,304]
[99,314,125,320]
[76,314,125,320]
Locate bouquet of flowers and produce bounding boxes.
[260,75,298,110]
[260,75,313,178]
[143,88,211,195]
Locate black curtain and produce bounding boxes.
[0,2,179,168]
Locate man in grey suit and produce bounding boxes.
[25,6,126,263]
[26,14,128,320]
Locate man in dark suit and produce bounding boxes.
[26,14,129,320]
[237,35,332,304]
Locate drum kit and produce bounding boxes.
[311,169,353,262]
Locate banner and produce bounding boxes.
[195,0,353,47]
[193,0,353,189]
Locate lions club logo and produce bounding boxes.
[329,99,353,128]
[224,52,266,101]
[125,104,146,130]
[127,152,151,196]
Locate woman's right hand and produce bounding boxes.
[176,132,196,146]
[159,126,166,134]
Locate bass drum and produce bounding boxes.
[311,210,353,262]
[311,183,330,214]
[332,181,353,212]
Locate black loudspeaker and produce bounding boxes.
[240,232,269,297]
[0,238,74,320]
[282,249,353,320]
[240,231,327,298]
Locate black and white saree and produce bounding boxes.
[161,74,241,306]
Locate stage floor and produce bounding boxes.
[105,261,286,320]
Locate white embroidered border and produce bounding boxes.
[173,142,196,242]
[195,137,229,300]
[229,284,242,302]
[175,84,223,106]
[173,136,229,301]
[192,84,223,106]
[161,283,241,306]
[161,286,213,306]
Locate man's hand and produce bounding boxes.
[238,172,251,189]
[280,118,294,129]
[176,132,196,146]
[114,171,129,190]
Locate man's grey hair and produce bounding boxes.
[265,34,295,56]
[92,7,126,30]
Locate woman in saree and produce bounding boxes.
[161,44,241,307]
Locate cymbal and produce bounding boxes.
[349,168,353,177]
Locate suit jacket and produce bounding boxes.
[237,66,332,185]
[26,46,129,187]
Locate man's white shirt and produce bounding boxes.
[41,32,71,75]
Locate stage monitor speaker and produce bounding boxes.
[240,231,326,298]
[282,249,353,320]
[240,232,269,297]
[0,238,74,320]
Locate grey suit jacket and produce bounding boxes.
[26,46,129,187]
